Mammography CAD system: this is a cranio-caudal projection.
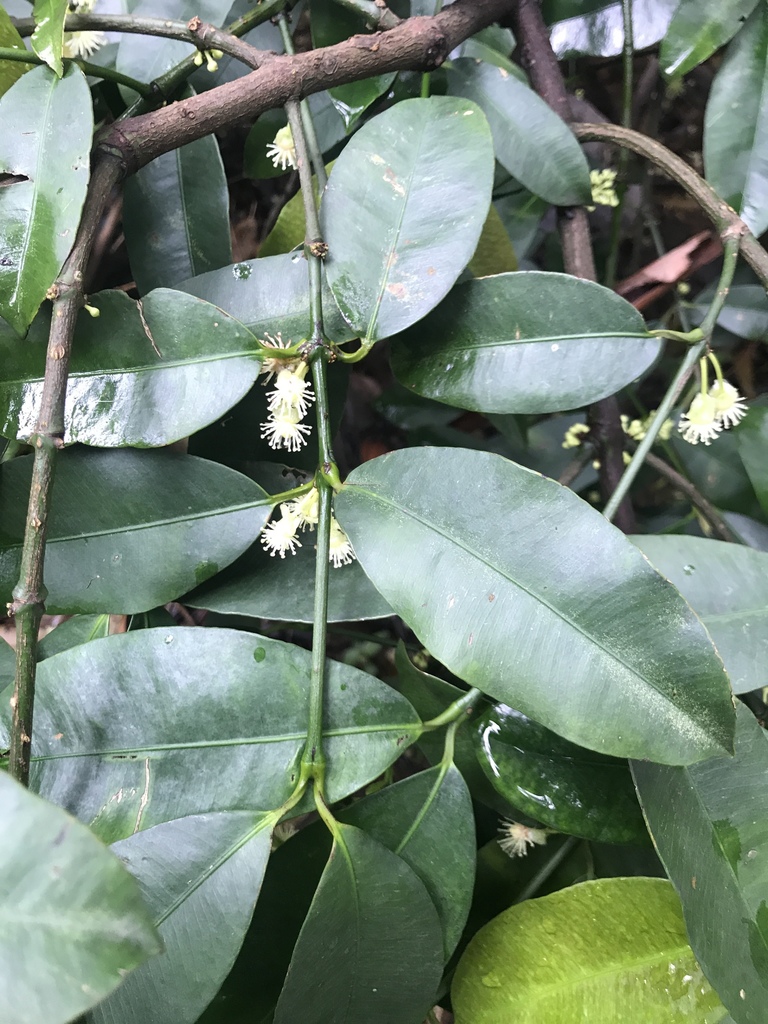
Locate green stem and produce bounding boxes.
[602,230,741,523]
[1,439,23,463]
[603,0,633,290]
[0,47,153,95]
[422,687,483,731]
[276,14,328,193]
[513,835,580,905]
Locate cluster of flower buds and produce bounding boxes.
[258,333,314,454]
[587,168,620,211]
[260,487,356,569]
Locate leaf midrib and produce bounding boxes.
[348,485,717,746]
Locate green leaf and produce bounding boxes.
[335,447,735,764]
[451,877,727,1023]
[0,772,160,1024]
[87,813,273,1024]
[273,823,444,1024]
[30,0,66,75]
[339,765,476,958]
[467,206,518,278]
[549,0,677,59]
[633,705,768,1024]
[670,428,762,519]
[178,252,356,345]
[661,0,759,77]
[310,0,396,129]
[704,5,768,237]
[0,3,33,97]
[0,614,110,692]
[0,627,422,842]
[123,105,232,294]
[0,64,92,335]
[321,96,494,341]
[186,532,393,623]
[633,535,768,695]
[0,289,263,446]
[737,404,768,514]
[474,703,648,843]
[0,449,270,613]
[390,273,658,414]
[447,59,591,206]
[692,282,768,340]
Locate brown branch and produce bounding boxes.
[511,0,635,533]
[99,0,515,175]
[642,451,736,543]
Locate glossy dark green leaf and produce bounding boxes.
[116,0,232,89]
[704,6,768,237]
[452,877,727,1023]
[186,530,393,623]
[454,26,518,72]
[393,643,511,814]
[87,813,272,1024]
[474,703,648,843]
[0,627,422,842]
[273,823,443,1024]
[633,535,768,694]
[30,0,66,75]
[0,449,270,613]
[0,289,263,446]
[447,60,591,206]
[321,97,494,341]
[467,206,518,278]
[310,0,395,129]
[123,110,232,294]
[549,0,677,59]
[0,4,33,97]
[0,64,92,334]
[390,273,657,414]
[178,252,356,345]
[335,446,735,765]
[494,186,550,262]
[670,429,762,519]
[660,0,759,77]
[633,705,768,1024]
[339,765,476,957]
[0,772,159,1024]
[198,819,333,1024]
[737,405,768,514]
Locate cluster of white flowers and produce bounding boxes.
[266,125,298,172]
[498,820,548,859]
[258,335,314,454]
[64,0,106,60]
[260,488,356,569]
[679,378,748,446]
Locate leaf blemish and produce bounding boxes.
[383,168,405,196]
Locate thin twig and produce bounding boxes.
[642,451,736,542]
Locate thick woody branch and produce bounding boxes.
[99,0,514,174]
[511,0,634,533]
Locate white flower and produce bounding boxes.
[329,517,355,568]
[498,820,548,858]
[287,488,320,530]
[268,367,315,419]
[62,30,106,59]
[266,125,297,172]
[259,332,299,383]
[709,380,748,429]
[260,406,312,452]
[678,392,722,446]
[260,505,301,558]
[68,0,96,10]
